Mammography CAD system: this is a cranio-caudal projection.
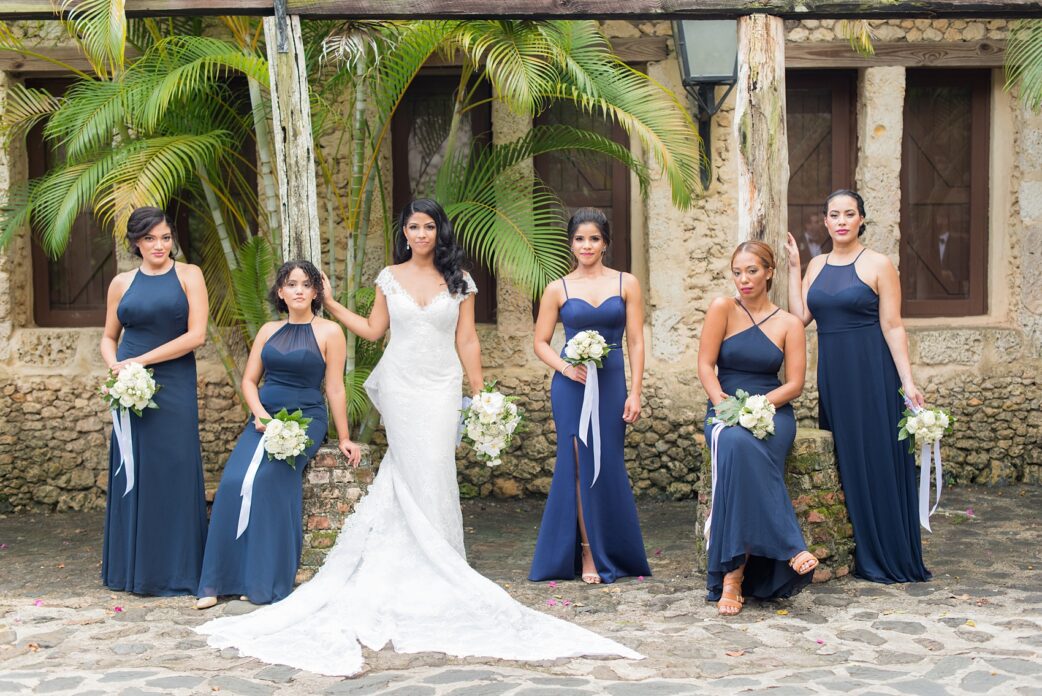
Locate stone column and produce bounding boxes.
[856,66,906,268]
[734,13,789,307]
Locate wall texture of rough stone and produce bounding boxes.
[1,17,1041,513]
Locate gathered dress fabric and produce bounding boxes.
[807,252,930,584]
[529,274,650,584]
[102,261,207,596]
[197,268,641,675]
[197,321,329,604]
[703,303,811,601]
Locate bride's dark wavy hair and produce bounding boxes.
[393,198,467,296]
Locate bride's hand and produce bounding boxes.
[622,394,641,423]
[339,438,362,467]
[319,272,336,308]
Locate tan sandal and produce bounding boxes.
[195,596,217,610]
[580,543,602,584]
[789,551,819,576]
[718,570,744,616]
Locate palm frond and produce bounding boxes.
[1007,19,1042,112]
[93,131,230,238]
[43,79,125,162]
[451,20,556,115]
[344,367,374,425]
[54,0,128,78]
[0,181,36,251]
[837,19,875,57]
[0,83,63,146]
[231,235,277,339]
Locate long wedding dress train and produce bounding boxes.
[198,268,642,676]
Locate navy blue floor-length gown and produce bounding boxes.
[102,261,207,596]
[529,274,650,584]
[198,320,329,604]
[808,251,930,584]
[704,302,811,601]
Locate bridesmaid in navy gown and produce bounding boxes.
[786,189,930,584]
[196,261,361,608]
[697,241,817,616]
[530,208,650,584]
[100,207,209,596]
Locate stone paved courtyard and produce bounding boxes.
[1,485,1041,695]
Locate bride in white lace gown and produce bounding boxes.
[197,199,641,676]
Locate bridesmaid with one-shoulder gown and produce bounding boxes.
[100,207,208,596]
[530,208,650,584]
[698,241,816,615]
[788,189,930,584]
[197,261,359,607]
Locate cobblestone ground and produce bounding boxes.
[1,485,1041,695]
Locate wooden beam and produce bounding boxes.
[734,13,789,306]
[4,0,1042,20]
[265,13,321,263]
[786,40,1006,68]
[285,0,1042,19]
[0,46,141,74]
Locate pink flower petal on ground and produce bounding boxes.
[113,606,123,613]
[548,581,557,589]
[32,599,43,607]
[654,549,662,557]
[563,600,572,607]
[546,599,558,607]
[638,576,645,582]
[966,507,975,517]
[816,639,825,645]
[0,543,7,550]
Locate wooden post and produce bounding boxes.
[264,10,321,264]
[734,13,789,307]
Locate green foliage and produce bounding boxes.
[231,236,278,340]
[1007,20,1042,112]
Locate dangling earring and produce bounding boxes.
[405,240,410,251]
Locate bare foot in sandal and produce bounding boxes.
[717,567,744,616]
[789,550,819,576]
[580,542,601,584]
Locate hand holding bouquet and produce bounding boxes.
[261,408,314,469]
[563,330,613,368]
[101,362,160,416]
[712,389,776,439]
[461,382,524,467]
[898,391,955,451]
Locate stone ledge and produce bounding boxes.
[297,443,374,583]
[694,428,854,584]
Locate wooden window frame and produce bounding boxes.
[391,71,497,324]
[26,77,115,328]
[900,69,990,318]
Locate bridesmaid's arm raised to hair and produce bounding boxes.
[874,254,925,408]
[533,280,586,385]
[242,321,281,432]
[113,265,208,371]
[320,272,390,343]
[621,273,644,424]
[697,297,732,406]
[785,233,820,327]
[455,291,484,397]
[100,273,132,370]
[317,320,362,466]
[764,314,806,408]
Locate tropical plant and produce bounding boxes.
[1,12,704,442]
[1006,19,1042,112]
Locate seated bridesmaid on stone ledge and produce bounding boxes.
[696,241,818,616]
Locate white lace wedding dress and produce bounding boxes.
[197,268,642,676]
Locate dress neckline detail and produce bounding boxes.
[138,259,176,276]
[561,272,623,309]
[385,267,451,309]
[824,248,866,267]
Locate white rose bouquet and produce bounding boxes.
[563,330,613,368]
[100,362,160,416]
[261,408,314,469]
[461,382,524,467]
[712,389,776,440]
[898,391,955,451]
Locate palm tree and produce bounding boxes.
[1006,20,1042,111]
[1,11,704,440]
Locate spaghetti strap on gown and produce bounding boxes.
[198,268,641,676]
[807,253,930,583]
[704,303,811,601]
[529,273,650,583]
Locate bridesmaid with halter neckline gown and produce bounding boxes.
[786,190,930,584]
[697,241,818,616]
[99,207,209,596]
[529,208,650,585]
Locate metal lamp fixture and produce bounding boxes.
[672,19,739,186]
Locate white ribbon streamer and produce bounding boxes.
[703,421,726,549]
[456,396,473,447]
[110,408,135,497]
[917,439,944,532]
[236,432,268,539]
[577,360,602,486]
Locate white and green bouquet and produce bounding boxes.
[712,389,776,440]
[261,408,314,469]
[461,382,524,468]
[563,330,613,367]
[100,362,160,416]
[898,395,955,451]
